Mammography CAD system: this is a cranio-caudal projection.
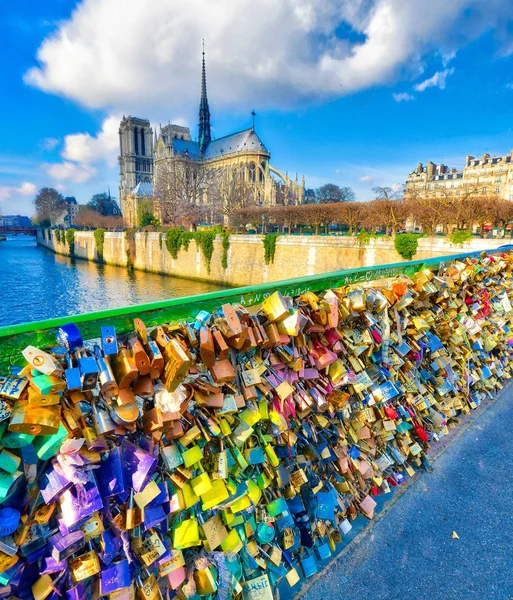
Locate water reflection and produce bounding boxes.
[0,235,226,326]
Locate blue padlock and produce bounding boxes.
[64,354,82,393]
[77,350,99,391]
[100,326,118,356]
[57,323,83,352]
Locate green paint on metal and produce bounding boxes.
[0,248,503,370]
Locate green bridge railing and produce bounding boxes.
[0,248,506,370]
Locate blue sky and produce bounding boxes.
[2,0,513,215]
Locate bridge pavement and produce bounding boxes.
[295,385,513,600]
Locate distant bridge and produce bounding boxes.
[0,227,37,236]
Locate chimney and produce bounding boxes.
[427,161,436,179]
[466,155,474,167]
[482,153,489,162]
[417,162,423,174]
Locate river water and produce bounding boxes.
[0,235,226,327]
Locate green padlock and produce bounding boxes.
[0,430,34,449]
[182,445,203,469]
[32,423,69,460]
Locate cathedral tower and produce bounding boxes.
[118,116,154,215]
[198,46,211,155]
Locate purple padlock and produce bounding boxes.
[142,504,166,530]
[99,559,131,595]
[49,530,85,562]
[59,473,103,529]
[66,580,86,600]
[40,555,68,575]
[121,440,157,493]
[40,466,73,504]
[96,446,126,499]
[98,529,122,567]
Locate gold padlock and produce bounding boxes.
[111,348,138,389]
[8,401,61,436]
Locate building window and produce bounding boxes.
[141,130,146,156]
[134,127,139,155]
[495,176,502,183]
[495,186,500,194]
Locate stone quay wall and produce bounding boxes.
[37,230,507,287]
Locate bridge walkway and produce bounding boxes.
[298,385,513,600]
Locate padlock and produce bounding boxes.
[128,337,151,375]
[93,345,118,397]
[8,401,61,436]
[191,463,213,496]
[199,326,216,367]
[22,346,63,377]
[145,340,164,379]
[91,398,117,434]
[136,571,160,600]
[100,325,118,355]
[211,439,228,480]
[111,348,138,389]
[27,387,60,406]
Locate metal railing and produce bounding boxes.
[0,248,505,370]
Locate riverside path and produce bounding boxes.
[299,385,513,600]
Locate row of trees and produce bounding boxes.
[33,188,123,228]
[150,157,360,229]
[233,195,513,236]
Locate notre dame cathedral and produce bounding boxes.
[118,52,305,226]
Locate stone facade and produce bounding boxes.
[37,230,506,288]
[405,151,513,200]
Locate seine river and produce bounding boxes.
[0,235,226,327]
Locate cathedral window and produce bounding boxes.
[248,162,256,182]
[141,130,146,156]
[134,128,139,154]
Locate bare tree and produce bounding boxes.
[372,185,404,201]
[208,167,257,227]
[154,155,209,228]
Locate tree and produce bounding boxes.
[372,185,404,201]
[208,167,257,227]
[336,202,364,235]
[362,199,407,235]
[33,187,66,226]
[88,193,119,216]
[74,206,123,229]
[154,156,210,228]
[316,183,355,203]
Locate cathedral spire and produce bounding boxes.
[198,40,211,155]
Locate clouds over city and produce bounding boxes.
[44,115,120,184]
[24,0,513,116]
[0,181,37,202]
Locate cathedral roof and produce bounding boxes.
[162,128,270,162]
[203,128,269,159]
[132,181,154,196]
[172,138,201,159]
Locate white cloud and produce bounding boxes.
[414,67,455,92]
[506,83,513,89]
[40,137,60,151]
[0,181,37,203]
[62,115,120,167]
[393,92,415,102]
[23,0,513,114]
[45,161,98,183]
[359,175,374,182]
